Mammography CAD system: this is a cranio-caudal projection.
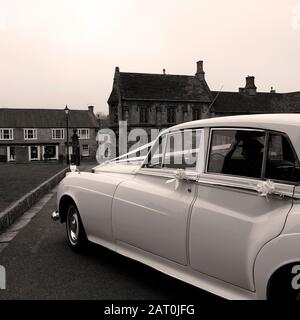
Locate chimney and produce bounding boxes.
[88,105,94,113]
[195,60,205,80]
[239,76,257,95]
[163,68,166,75]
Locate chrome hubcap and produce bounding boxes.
[68,207,79,244]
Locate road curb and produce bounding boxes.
[0,167,69,233]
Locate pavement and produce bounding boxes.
[0,164,220,300]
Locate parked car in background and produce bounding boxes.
[52,114,300,300]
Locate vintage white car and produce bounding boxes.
[52,114,300,300]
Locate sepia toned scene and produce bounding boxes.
[1,0,300,305]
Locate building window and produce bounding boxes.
[167,108,176,123]
[52,129,64,140]
[78,129,90,140]
[123,108,129,121]
[156,107,162,124]
[113,109,118,123]
[140,107,149,123]
[0,129,14,140]
[82,144,89,156]
[24,129,37,140]
[43,145,58,160]
[192,108,200,120]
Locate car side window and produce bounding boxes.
[143,129,202,170]
[143,134,167,168]
[265,133,300,183]
[207,129,266,179]
[162,130,201,170]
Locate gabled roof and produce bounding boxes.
[211,91,300,114]
[108,72,212,103]
[0,108,99,128]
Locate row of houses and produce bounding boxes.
[0,106,99,163]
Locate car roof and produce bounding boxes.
[169,114,300,160]
[171,114,300,131]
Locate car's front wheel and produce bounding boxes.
[66,204,88,252]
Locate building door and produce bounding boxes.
[7,146,15,162]
[29,146,40,161]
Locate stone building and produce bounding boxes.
[108,61,300,137]
[108,61,212,139]
[0,106,99,163]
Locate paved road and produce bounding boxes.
[0,187,221,300]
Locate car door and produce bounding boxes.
[189,128,296,291]
[112,129,204,265]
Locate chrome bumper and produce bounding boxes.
[51,211,60,222]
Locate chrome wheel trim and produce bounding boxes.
[67,206,80,245]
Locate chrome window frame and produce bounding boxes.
[200,127,298,199]
[205,127,300,186]
[205,127,266,180]
[264,130,300,185]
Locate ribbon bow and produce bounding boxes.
[255,180,275,197]
[166,169,187,190]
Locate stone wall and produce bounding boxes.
[109,100,211,128]
[0,167,69,232]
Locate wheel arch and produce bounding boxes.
[254,234,300,299]
[59,194,79,223]
[266,261,300,300]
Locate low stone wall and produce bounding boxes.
[0,167,69,233]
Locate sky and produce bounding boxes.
[0,0,299,114]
